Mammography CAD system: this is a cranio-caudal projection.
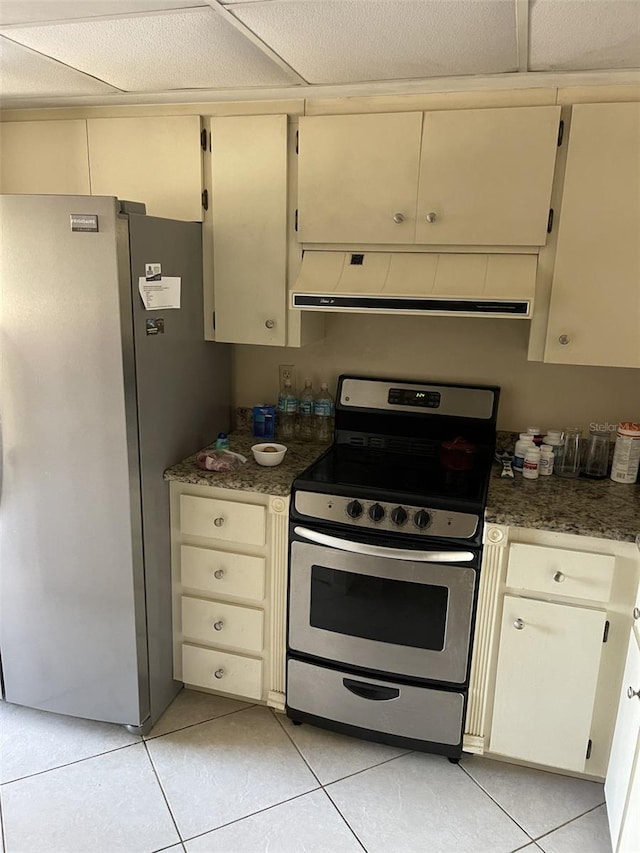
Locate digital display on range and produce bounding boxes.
[388,388,441,408]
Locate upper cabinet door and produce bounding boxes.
[209,114,288,346]
[298,112,422,244]
[87,116,203,221]
[544,103,640,369]
[415,106,561,246]
[0,120,90,195]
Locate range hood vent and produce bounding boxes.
[291,251,536,318]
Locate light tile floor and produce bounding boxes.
[0,690,612,853]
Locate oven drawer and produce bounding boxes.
[181,596,264,653]
[179,494,266,546]
[287,658,464,746]
[182,643,262,700]
[180,545,266,602]
[506,543,615,603]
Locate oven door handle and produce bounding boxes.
[293,526,474,563]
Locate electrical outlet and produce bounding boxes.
[279,364,297,392]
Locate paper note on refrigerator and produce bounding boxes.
[138,276,181,310]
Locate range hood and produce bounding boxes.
[291,251,537,318]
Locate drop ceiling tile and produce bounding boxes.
[0,36,119,99]
[0,1,207,26]
[530,0,640,71]
[1,8,297,91]
[229,0,518,84]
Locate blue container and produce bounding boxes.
[252,406,276,439]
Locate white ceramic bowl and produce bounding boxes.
[251,442,287,467]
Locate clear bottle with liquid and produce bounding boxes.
[314,382,334,443]
[277,378,297,441]
[298,379,315,442]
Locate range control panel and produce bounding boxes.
[294,491,479,540]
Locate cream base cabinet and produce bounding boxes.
[297,106,560,246]
[87,116,204,221]
[544,103,640,368]
[170,482,289,708]
[0,120,90,194]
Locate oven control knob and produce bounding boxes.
[391,506,408,526]
[346,500,363,519]
[368,503,385,522]
[414,509,432,530]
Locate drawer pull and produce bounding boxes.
[628,686,640,700]
[213,569,225,579]
[553,571,565,583]
[213,620,224,632]
[343,678,400,702]
[214,669,225,680]
[213,517,225,528]
[513,618,525,630]
[633,607,640,621]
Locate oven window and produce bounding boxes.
[310,565,448,650]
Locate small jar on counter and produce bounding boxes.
[539,445,555,476]
[523,447,541,480]
[611,422,640,484]
[514,434,535,471]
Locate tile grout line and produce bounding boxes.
[270,709,324,786]
[143,739,185,846]
[143,703,256,742]
[0,786,6,853]
[458,763,536,843]
[321,786,369,853]
[532,801,607,843]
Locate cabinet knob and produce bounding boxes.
[214,669,224,679]
[214,569,225,579]
[213,620,224,632]
[633,606,640,621]
[627,686,640,700]
[553,571,565,583]
[393,213,405,223]
[513,618,525,630]
[558,334,570,345]
[265,319,275,329]
[425,212,438,223]
[213,517,225,527]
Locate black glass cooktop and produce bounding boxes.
[295,443,493,512]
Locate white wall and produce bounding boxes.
[233,313,639,432]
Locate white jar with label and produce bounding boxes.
[610,422,640,483]
[539,445,554,476]
[523,447,541,480]
[514,434,535,471]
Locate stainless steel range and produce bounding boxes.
[286,375,500,761]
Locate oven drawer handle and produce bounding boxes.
[343,678,400,702]
[294,526,474,563]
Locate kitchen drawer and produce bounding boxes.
[507,543,615,603]
[180,494,266,546]
[181,596,264,653]
[180,545,265,602]
[182,643,262,700]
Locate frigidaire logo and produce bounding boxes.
[320,298,335,304]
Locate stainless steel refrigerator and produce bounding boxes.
[0,194,230,732]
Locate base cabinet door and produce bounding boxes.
[490,595,606,772]
[606,633,640,853]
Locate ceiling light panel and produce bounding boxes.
[529,0,640,71]
[1,8,297,91]
[0,36,119,98]
[229,0,518,84]
[0,1,207,27]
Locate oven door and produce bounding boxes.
[289,527,477,685]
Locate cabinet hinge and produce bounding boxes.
[586,739,593,760]
[294,208,298,232]
[295,130,299,154]
[547,208,554,234]
[603,620,610,643]
[557,120,564,147]
[202,189,209,211]
[200,128,207,151]
[212,311,216,331]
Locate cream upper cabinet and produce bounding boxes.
[87,116,203,221]
[490,595,606,772]
[544,103,640,368]
[415,106,561,245]
[297,106,560,246]
[208,114,288,346]
[0,120,90,195]
[297,112,423,244]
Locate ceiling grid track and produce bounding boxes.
[203,0,309,87]
[515,0,530,73]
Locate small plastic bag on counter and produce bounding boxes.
[196,449,247,473]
